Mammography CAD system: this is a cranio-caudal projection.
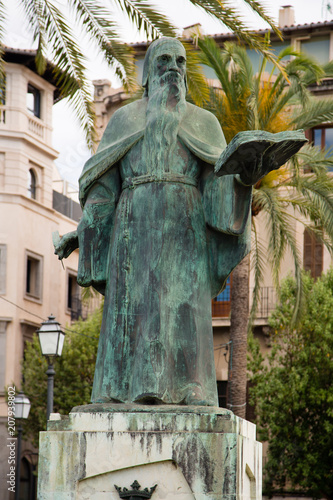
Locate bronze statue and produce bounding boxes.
[54,38,306,406]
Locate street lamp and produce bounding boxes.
[14,391,31,500]
[37,314,65,421]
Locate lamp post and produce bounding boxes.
[37,314,65,421]
[14,391,31,500]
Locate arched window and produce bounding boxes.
[303,228,323,279]
[27,169,37,199]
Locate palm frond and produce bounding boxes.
[265,52,323,121]
[242,0,282,38]
[198,38,333,322]
[69,0,137,91]
[183,41,210,107]
[286,52,325,83]
[33,0,95,148]
[266,50,323,116]
[199,86,223,122]
[0,0,6,97]
[275,45,299,63]
[249,217,266,330]
[292,98,333,130]
[288,174,333,241]
[198,36,233,98]
[297,143,333,175]
[224,43,254,105]
[0,0,6,45]
[258,83,291,132]
[255,186,304,324]
[189,0,281,42]
[0,0,6,43]
[20,0,48,74]
[253,187,283,285]
[114,0,176,39]
[321,59,333,77]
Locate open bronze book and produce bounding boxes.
[215,129,308,177]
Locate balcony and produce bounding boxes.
[0,105,47,142]
[28,115,44,139]
[255,286,277,319]
[53,190,82,222]
[69,294,102,322]
[212,286,277,320]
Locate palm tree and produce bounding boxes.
[198,37,333,418]
[0,0,280,147]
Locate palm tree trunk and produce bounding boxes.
[228,254,250,419]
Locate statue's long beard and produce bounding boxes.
[144,77,187,174]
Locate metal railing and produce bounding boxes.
[212,286,277,319]
[254,286,277,318]
[53,190,82,222]
[69,294,102,322]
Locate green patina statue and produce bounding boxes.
[54,37,306,406]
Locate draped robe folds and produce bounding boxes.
[77,98,252,406]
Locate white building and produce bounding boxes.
[0,48,82,500]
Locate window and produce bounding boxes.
[0,244,6,294]
[27,84,41,118]
[67,272,81,320]
[25,251,43,300]
[0,73,6,124]
[212,275,232,317]
[300,36,330,65]
[27,169,37,199]
[217,380,228,409]
[303,228,323,279]
[0,73,5,105]
[0,320,8,392]
[312,127,333,171]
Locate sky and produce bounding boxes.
[3,0,333,188]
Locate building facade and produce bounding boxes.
[0,49,82,500]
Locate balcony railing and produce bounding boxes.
[53,190,82,222]
[69,294,102,322]
[0,106,47,140]
[212,300,231,317]
[28,115,45,138]
[212,286,277,319]
[0,106,6,124]
[255,286,277,319]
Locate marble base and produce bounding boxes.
[37,404,262,499]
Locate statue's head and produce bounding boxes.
[142,37,187,96]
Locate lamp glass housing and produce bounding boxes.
[14,391,31,419]
[37,315,65,357]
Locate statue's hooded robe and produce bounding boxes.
[77,98,252,406]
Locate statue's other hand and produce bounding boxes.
[53,231,79,260]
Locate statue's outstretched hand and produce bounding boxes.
[53,231,79,260]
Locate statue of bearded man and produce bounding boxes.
[55,37,259,406]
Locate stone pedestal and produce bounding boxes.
[37,405,262,499]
